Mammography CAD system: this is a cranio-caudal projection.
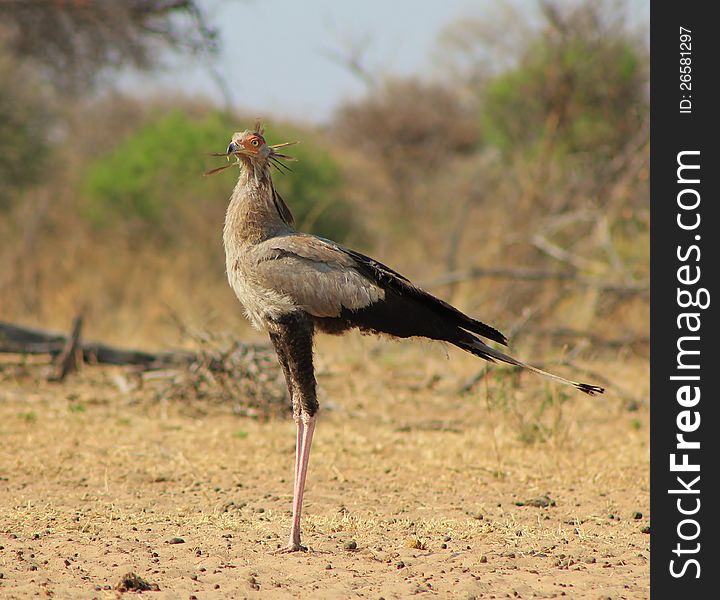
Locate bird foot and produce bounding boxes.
[273,542,307,554]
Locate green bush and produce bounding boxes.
[82,110,352,240]
[479,6,645,158]
[82,110,227,225]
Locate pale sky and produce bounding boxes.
[120,0,648,124]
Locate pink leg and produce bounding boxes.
[275,415,316,553]
[293,417,304,495]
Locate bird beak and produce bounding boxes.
[226,141,239,161]
[204,142,242,176]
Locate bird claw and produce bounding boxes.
[273,542,308,554]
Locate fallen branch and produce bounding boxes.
[1,319,288,416]
[1,320,198,368]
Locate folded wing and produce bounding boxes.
[252,234,506,345]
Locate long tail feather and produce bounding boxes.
[458,338,605,395]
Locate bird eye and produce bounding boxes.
[251,138,260,147]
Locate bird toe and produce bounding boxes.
[272,542,308,554]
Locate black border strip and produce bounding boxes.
[650,2,718,596]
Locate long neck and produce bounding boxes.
[223,158,294,248]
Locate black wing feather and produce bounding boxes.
[333,244,508,346]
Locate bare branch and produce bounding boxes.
[420,266,649,297]
[49,314,84,381]
[530,233,605,273]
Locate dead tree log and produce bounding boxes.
[0,320,196,368]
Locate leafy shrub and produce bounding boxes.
[480,3,646,158]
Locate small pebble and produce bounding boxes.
[343,540,357,550]
[167,537,185,545]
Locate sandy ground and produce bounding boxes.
[0,336,649,599]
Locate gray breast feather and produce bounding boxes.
[250,238,385,318]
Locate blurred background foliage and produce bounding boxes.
[479,7,645,158]
[0,0,648,359]
[0,54,52,209]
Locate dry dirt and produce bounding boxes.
[0,335,649,599]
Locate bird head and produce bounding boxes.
[226,130,271,160]
[205,122,297,176]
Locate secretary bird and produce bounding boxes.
[208,124,604,553]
